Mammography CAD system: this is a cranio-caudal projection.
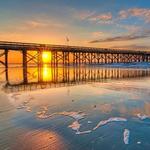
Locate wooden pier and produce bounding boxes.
[0,41,150,83]
[0,41,150,67]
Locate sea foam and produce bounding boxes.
[137,113,149,120]
[123,129,130,144]
[37,111,86,121]
[68,121,81,131]
[93,117,127,130]
[68,116,127,135]
[59,111,86,120]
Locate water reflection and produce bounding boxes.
[1,66,150,92]
[13,130,67,150]
[1,66,150,149]
[42,65,52,82]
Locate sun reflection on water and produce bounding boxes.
[13,130,67,150]
[42,65,52,82]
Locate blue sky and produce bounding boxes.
[0,0,150,49]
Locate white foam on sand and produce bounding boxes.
[68,121,81,131]
[41,106,48,111]
[123,129,130,145]
[37,111,56,119]
[37,113,54,119]
[59,111,86,120]
[137,141,141,144]
[36,106,55,119]
[69,120,92,135]
[68,116,127,135]
[68,120,92,135]
[17,104,26,109]
[36,111,86,120]
[26,106,32,112]
[8,93,129,137]
[8,93,21,103]
[137,113,149,120]
[8,93,33,112]
[36,110,89,134]
[76,130,92,135]
[93,117,127,131]
[16,99,31,111]
[88,121,92,124]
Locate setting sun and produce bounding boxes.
[42,52,52,63]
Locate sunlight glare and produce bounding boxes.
[42,52,52,63]
[42,64,52,81]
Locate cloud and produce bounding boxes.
[119,8,150,23]
[75,10,95,20]
[111,44,150,50]
[119,10,129,19]
[91,31,104,38]
[75,10,112,23]
[17,19,67,31]
[89,12,112,21]
[89,30,150,43]
[116,24,141,33]
[26,20,48,28]
[76,8,150,24]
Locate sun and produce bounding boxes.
[42,52,52,63]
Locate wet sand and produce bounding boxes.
[1,67,150,150]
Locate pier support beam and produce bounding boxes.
[22,49,28,84]
[38,50,43,82]
[5,49,8,69]
[5,49,8,81]
[0,49,9,81]
[0,51,5,66]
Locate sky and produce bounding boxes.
[0,0,150,50]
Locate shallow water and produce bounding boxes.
[1,66,150,150]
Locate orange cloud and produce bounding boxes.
[119,10,129,19]
[92,31,103,38]
[89,29,150,43]
[75,10,95,20]
[116,24,141,33]
[75,10,112,23]
[111,44,150,50]
[23,19,67,30]
[89,12,112,22]
[26,20,48,28]
[119,8,150,23]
